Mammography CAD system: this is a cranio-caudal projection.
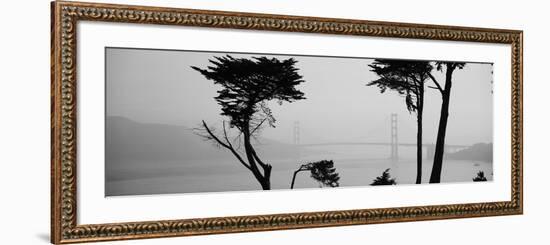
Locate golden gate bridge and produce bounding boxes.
[292,113,468,160]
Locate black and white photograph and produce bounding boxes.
[105,47,493,196]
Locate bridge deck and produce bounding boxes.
[297,142,468,148]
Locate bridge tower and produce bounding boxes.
[293,121,300,145]
[390,113,398,161]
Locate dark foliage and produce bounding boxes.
[192,55,305,131]
[473,171,488,182]
[308,160,340,187]
[368,60,432,114]
[291,160,340,189]
[192,55,306,190]
[370,168,397,186]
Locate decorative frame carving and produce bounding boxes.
[51,1,523,243]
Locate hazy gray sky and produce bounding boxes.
[106,48,493,146]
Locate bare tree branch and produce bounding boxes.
[409,77,420,95]
[410,75,421,86]
[427,73,444,94]
[199,121,229,148]
[222,121,233,147]
[201,120,252,171]
[232,131,243,151]
[250,118,268,135]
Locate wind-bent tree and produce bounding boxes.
[368,59,433,184]
[427,62,466,183]
[370,168,397,186]
[192,55,306,190]
[290,160,340,189]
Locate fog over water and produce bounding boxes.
[105,47,493,196]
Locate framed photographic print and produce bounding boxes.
[51,0,523,244]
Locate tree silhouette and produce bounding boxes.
[192,55,306,190]
[371,168,397,186]
[427,62,466,183]
[473,171,488,182]
[290,160,340,189]
[368,59,433,184]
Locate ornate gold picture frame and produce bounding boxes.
[51,1,523,243]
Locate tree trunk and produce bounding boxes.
[259,177,271,190]
[243,127,271,190]
[415,93,423,184]
[429,66,455,183]
[262,164,272,190]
